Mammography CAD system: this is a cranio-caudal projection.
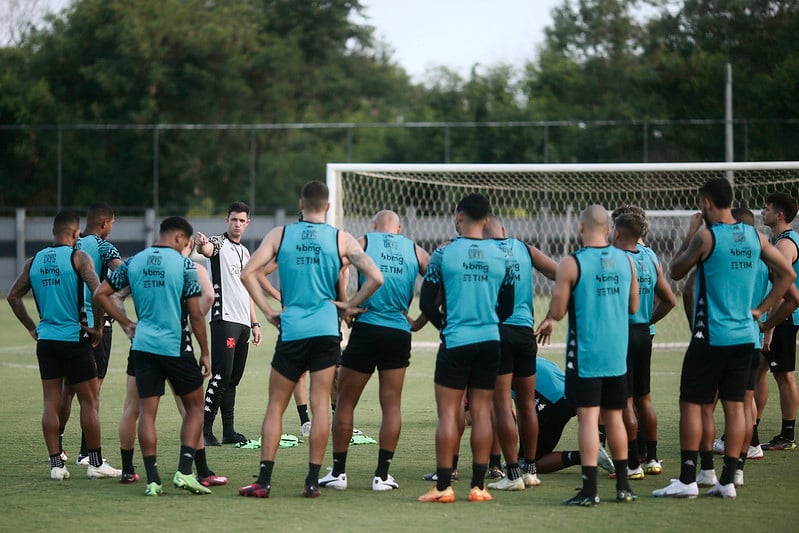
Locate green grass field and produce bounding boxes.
[2,297,797,532]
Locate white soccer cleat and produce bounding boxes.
[645,459,664,475]
[372,474,399,491]
[487,475,525,491]
[87,461,122,479]
[522,472,541,487]
[318,468,347,490]
[734,469,744,487]
[708,481,736,499]
[652,478,699,498]
[747,445,764,460]
[712,437,725,455]
[50,466,70,481]
[301,421,311,438]
[696,469,718,488]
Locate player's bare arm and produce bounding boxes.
[74,249,104,344]
[93,280,137,338]
[240,227,282,327]
[195,231,214,258]
[257,260,282,302]
[650,263,677,325]
[529,244,558,280]
[334,232,383,323]
[670,225,710,280]
[535,255,577,344]
[753,234,797,324]
[627,255,640,315]
[6,258,37,339]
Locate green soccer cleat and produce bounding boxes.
[173,471,212,495]
[144,482,163,496]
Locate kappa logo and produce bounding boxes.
[694,331,705,339]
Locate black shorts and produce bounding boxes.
[679,339,753,404]
[766,320,798,373]
[133,350,204,398]
[498,324,537,377]
[36,339,96,384]
[626,324,653,397]
[126,349,135,377]
[341,323,411,374]
[91,325,113,379]
[747,349,761,391]
[434,341,500,390]
[272,336,341,382]
[535,395,576,458]
[565,373,627,409]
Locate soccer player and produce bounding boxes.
[237,180,383,499]
[7,210,118,480]
[756,192,799,451]
[110,236,227,488]
[536,204,639,506]
[416,193,514,504]
[60,203,123,468]
[612,211,676,479]
[258,260,312,437]
[93,216,212,496]
[318,210,429,492]
[196,201,262,446]
[654,178,794,500]
[482,215,557,491]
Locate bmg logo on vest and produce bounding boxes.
[730,247,753,270]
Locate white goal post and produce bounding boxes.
[326,161,799,350]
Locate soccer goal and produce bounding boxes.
[326,161,799,350]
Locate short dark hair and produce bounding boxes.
[159,216,194,238]
[612,204,649,237]
[302,181,329,212]
[86,202,115,227]
[698,177,733,209]
[731,207,755,226]
[766,192,798,223]
[228,201,250,217]
[53,210,80,235]
[614,213,646,240]
[456,193,491,221]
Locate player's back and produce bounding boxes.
[568,245,632,377]
[496,237,534,328]
[358,231,419,331]
[125,245,196,356]
[695,222,760,346]
[30,245,84,341]
[434,237,509,348]
[276,221,341,341]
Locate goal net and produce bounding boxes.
[326,162,799,351]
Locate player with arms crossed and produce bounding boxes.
[654,178,794,500]
[238,180,383,499]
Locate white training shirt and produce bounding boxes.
[207,232,251,326]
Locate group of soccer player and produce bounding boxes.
[8,176,799,505]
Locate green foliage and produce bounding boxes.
[1,0,798,211]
